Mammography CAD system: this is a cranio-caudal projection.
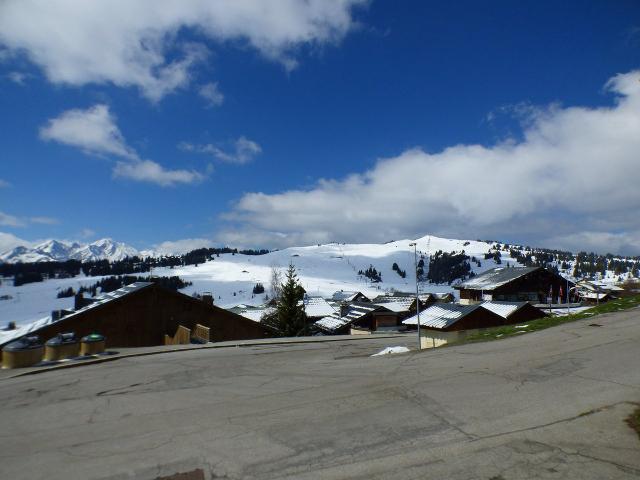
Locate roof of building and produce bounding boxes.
[314,315,351,332]
[480,301,530,319]
[300,296,337,318]
[331,290,369,302]
[236,308,272,323]
[402,303,483,330]
[0,282,154,348]
[454,266,541,291]
[314,302,390,332]
[372,298,414,313]
[373,293,433,303]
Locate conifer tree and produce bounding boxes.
[261,264,307,336]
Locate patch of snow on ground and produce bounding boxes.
[371,346,411,356]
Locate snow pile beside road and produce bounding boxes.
[371,346,410,356]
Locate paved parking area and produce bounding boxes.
[1,310,639,479]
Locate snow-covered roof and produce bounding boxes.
[300,296,337,318]
[313,302,391,332]
[236,308,271,322]
[0,282,154,347]
[455,267,540,291]
[0,315,54,347]
[402,304,482,330]
[315,315,350,331]
[373,299,414,313]
[480,301,528,319]
[62,282,153,321]
[331,290,367,302]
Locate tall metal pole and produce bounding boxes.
[566,277,570,317]
[410,242,421,350]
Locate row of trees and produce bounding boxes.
[55,275,192,299]
[2,245,272,285]
[358,265,382,283]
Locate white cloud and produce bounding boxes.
[0,211,25,228]
[40,104,137,160]
[220,70,640,255]
[0,179,10,188]
[41,104,205,186]
[0,231,32,252]
[180,136,262,164]
[0,0,365,101]
[29,216,59,225]
[113,160,204,187]
[199,82,224,107]
[0,212,58,228]
[79,228,96,239]
[151,237,216,255]
[5,71,30,85]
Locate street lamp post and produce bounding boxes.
[409,242,421,350]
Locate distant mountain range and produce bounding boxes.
[0,238,139,263]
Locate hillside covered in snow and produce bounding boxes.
[1,234,638,329]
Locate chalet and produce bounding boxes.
[402,301,547,348]
[372,293,435,318]
[1,282,272,351]
[575,280,623,303]
[314,302,397,335]
[454,266,574,304]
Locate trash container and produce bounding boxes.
[2,335,44,368]
[44,332,80,361]
[80,333,106,356]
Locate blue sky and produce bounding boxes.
[1,0,640,255]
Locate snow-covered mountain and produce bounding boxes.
[0,238,139,263]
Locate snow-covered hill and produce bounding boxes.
[0,234,513,327]
[0,238,139,263]
[1,233,636,330]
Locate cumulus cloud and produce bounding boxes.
[0,212,58,228]
[180,136,262,164]
[151,237,216,255]
[220,70,640,255]
[40,104,205,186]
[113,160,203,187]
[0,231,32,252]
[199,82,224,107]
[0,0,364,101]
[40,104,137,160]
[0,211,25,228]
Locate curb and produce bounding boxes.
[3,333,408,379]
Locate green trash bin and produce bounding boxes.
[80,333,106,356]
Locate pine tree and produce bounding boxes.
[261,264,307,337]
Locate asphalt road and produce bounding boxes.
[1,309,640,480]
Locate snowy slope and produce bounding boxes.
[0,238,139,263]
[0,234,514,328]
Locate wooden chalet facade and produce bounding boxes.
[455,266,574,304]
[3,282,272,350]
